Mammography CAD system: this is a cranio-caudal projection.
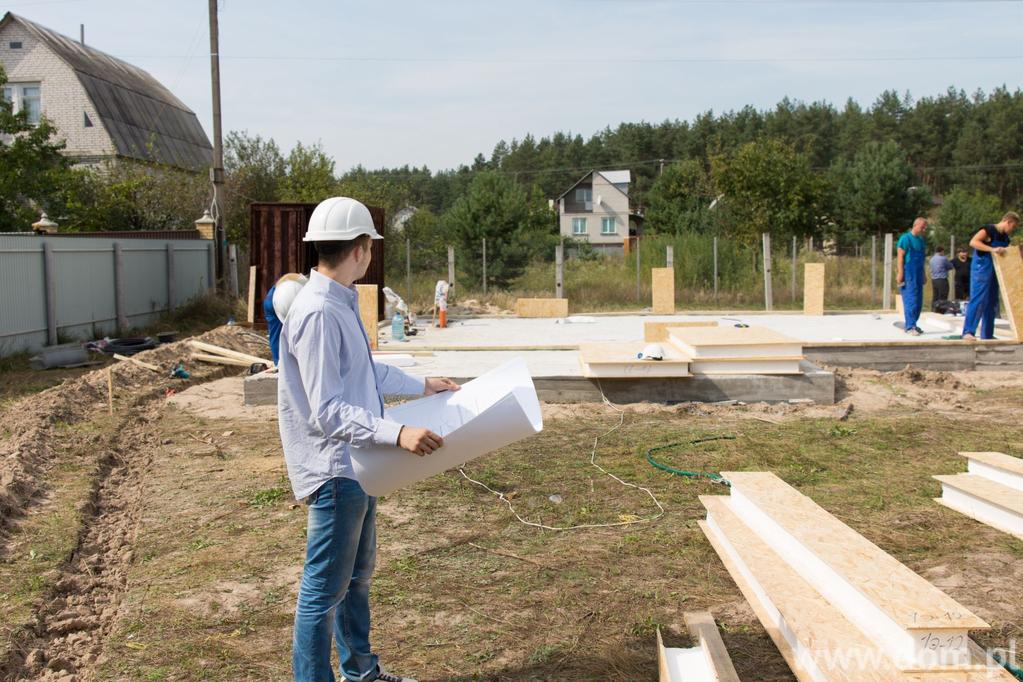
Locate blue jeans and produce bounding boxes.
[293,477,379,682]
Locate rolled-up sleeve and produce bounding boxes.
[291,311,402,446]
[375,361,427,397]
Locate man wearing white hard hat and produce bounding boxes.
[277,197,458,682]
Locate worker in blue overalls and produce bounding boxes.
[962,212,1020,340]
[896,217,928,336]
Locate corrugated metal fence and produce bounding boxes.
[0,234,215,354]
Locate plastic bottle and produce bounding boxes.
[391,312,405,341]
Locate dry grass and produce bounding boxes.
[84,388,1023,681]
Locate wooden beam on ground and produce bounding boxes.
[993,245,1023,341]
[356,284,379,350]
[683,611,741,682]
[515,298,569,318]
[191,353,261,368]
[651,267,675,314]
[188,340,273,368]
[644,320,717,343]
[113,353,160,372]
[803,263,825,316]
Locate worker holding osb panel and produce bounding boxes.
[962,212,1020,341]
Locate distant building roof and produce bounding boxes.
[1,12,213,170]
[600,170,631,185]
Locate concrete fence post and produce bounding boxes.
[447,245,455,300]
[42,240,57,346]
[713,236,719,300]
[762,232,773,311]
[482,237,487,296]
[207,242,216,291]
[882,233,894,311]
[405,237,412,307]
[555,243,564,299]
[166,242,177,311]
[227,244,239,298]
[113,242,128,331]
[791,235,797,302]
[871,235,878,306]
[666,245,674,268]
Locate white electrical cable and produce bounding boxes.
[458,382,665,531]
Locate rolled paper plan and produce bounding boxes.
[350,357,543,496]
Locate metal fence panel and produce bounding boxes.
[0,234,213,355]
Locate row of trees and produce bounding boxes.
[2,58,1018,284]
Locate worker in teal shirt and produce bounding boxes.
[897,217,928,336]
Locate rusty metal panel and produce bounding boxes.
[249,202,385,322]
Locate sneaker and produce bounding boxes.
[913,326,925,334]
[376,670,417,682]
[905,327,923,336]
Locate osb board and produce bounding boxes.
[515,298,569,318]
[652,267,675,314]
[579,342,690,365]
[934,474,1023,516]
[993,246,1023,341]
[656,629,671,682]
[246,266,257,324]
[721,472,987,630]
[669,325,800,347]
[959,451,1023,476]
[683,611,741,682]
[700,497,898,682]
[356,284,379,350]
[644,320,717,342]
[700,501,1007,681]
[803,263,825,316]
[896,293,904,315]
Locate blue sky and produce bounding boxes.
[7,0,1023,171]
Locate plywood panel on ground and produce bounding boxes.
[652,267,675,314]
[645,320,717,343]
[803,263,825,315]
[356,284,379,350]
[669,325,803,359]
[515,298,569,318]
[993,246,1023,341]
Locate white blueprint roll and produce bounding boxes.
[350,357,543,496]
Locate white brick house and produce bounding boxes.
[0,12,211,169]
[557,170,644,255]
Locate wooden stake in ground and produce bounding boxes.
[107,367,113,415]
[246,266,257,324]
[651,268,675,314]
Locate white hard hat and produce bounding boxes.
[303,197,383,242]
[637,343,665,361]
[272,277,308,321]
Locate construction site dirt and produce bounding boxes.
[2,326,1022,680]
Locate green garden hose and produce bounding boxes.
[645,435,736,487]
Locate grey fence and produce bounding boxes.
[0,234,216,355]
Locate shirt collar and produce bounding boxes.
[310,268,358,305]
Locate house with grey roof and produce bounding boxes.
[557,170,643,254]
[0,12,212,170]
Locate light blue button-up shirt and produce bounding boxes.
[278,270,426,500]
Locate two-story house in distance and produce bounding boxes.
[0,12,212,170]
[557,169,643,255]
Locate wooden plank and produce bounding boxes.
[644,320,717,343]
[683,611,741,682]
[515,298,569,318]
[651,267,675,314]
[656,629,670,682]
[113,353,160,372]
[700,498,1007,681]
[246,265,257,324]
[721,472,988,632]
[803,263,825,315]
[959,451,1023,477]
[188,340,273,367]
[191,353,258,367]
[356,284,379,351]
[993,245,1023,341]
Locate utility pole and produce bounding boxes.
[208,0,226,287]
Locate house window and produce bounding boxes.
[574,187,592,210]
[572,217,587,235]
[9,41,22,49]
[4,83,41,125]
[601,217,617,235]
[84,112,93,127]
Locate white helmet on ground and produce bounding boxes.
[303,197,383,242]
[272,275,308,321]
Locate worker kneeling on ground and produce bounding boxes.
[278,196,459,682]
[962,211,1020,341]
[897,217,928,336]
